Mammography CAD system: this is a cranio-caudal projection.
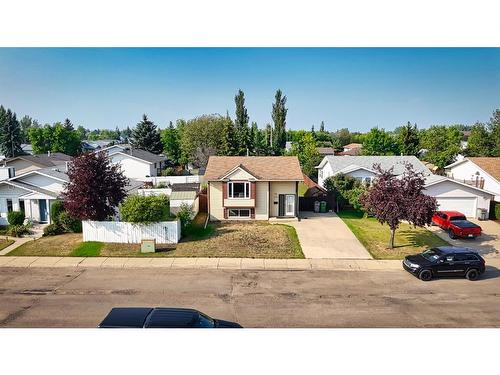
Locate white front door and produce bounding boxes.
[285,194,295,216]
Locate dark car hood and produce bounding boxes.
[451,220,480,229]
[215,319,243,328]
[405,254,434,267]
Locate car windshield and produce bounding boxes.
[421,248,442,262]
[450,216,466,221]
[195,313,215,328]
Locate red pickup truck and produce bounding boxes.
[432,210,482,239]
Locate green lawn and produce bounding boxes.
[338,210,449,260]
[0,238,14,251]
[8,216,304,259]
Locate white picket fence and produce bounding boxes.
[82,220,181,244]
[144,175,202,186]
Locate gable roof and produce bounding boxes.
[424,174,495,197]
[4,152,72,168]
[0,180,59,198]
[100,144,166,164]
[316,147,335,155]
[467,157,500,181]
[12,166,70,183]
[170,190,198,201]
[171,183,200,192]
[204,156,303,181]
[319,155,429,176]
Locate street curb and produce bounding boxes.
[1,256,499,271]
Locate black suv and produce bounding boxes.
[403,246,485,281]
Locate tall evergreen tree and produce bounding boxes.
[63,118,74,131]
[0,108,23,157]
[221,114,237,156]
[271,89,287,155]
[397,121,420,156]
[131,114,163,154]
[319,121,325,133]
[234,89,250,155]
[121,126,132,142]
[19,115,35,144]
[161,121,181,163]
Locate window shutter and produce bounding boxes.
[251,208,255,219]
[223,182,228,200]
[224,208,228,219]
[251,182,256,199]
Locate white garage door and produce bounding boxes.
[435,197,477,217]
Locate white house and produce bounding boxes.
[316,155,495,218]
[445,157,500,201]
[97,144,168,180]
[0,166,69,225]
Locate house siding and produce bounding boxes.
[109,153,152,180]
[209,181,224,220]
[5,159,42,176]
[269,181,297,217]
[446,160,500,201]
[255,181,269,220]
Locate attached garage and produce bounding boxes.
[424,176,494,218]
[435,197,476,217]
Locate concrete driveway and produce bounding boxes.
[428,219,500,258]
[288,212,372,259]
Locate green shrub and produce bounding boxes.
[43,223,64,236]
[176,203,194,235]
[495,203,500,220]
[50,201,65,224]
[7,224,31,237]
[162,167,176,176]
[7,211,25,226]
[120,194,170,224]
[58,211,82,233]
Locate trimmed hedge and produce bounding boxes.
[7,211,25,226]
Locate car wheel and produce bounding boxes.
[448,230,456,239]
[419,269,433,281]
[466,269,479,281]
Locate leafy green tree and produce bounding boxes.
[397,122,420,156]
[319,121,325,133]
[161,121,181,164]
[420,125,462,168]
[289,132,321,178]
[271,89,287,154]
[332,128,352,146]
[466,122,494,156]
[362,127,400,156]
[252,124,267,155]
[120,194,170,224]
[131,114,163,154]
[234,89,250,154]
[324,173,366,211]
[19,115,37,144]
[75,125,88,140]
[0,107,23,157]
[180,115,231,167]
[489,109,500,156]
[28,122,82,156]
[220,113,237,156]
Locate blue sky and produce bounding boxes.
[0,48,499,132]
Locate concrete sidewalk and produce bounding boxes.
[1,255,500,271]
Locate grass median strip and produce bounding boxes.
[338,210,449,260]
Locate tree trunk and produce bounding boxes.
[389,228,395,249]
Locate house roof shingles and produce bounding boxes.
[204,156,303,181]
[323,155,429,176]
[468,157,500,181]
[5,153,72,167]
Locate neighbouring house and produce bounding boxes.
[316,155,495,218]
[97,144,168,180]
[204,156,303,221]
[0,162,143,226]
[0,165,69,225]
[445,157,500,201]
[82,139,117,152]
[0,152,72,179]
[21,144,34,155]
[336,143,363,156]
[317,147,335,157]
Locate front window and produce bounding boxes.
[6,199,13,212]
[421,248,442,262]
[228,209,251,218]
[195,313,215,328]
[228,182,250,198]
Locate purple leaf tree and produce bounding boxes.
[360,162,437,248]
[62,151,128,221]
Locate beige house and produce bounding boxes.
[204,156,303,221]
[1,152,72,177]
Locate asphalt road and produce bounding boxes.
[1,266,500,327]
